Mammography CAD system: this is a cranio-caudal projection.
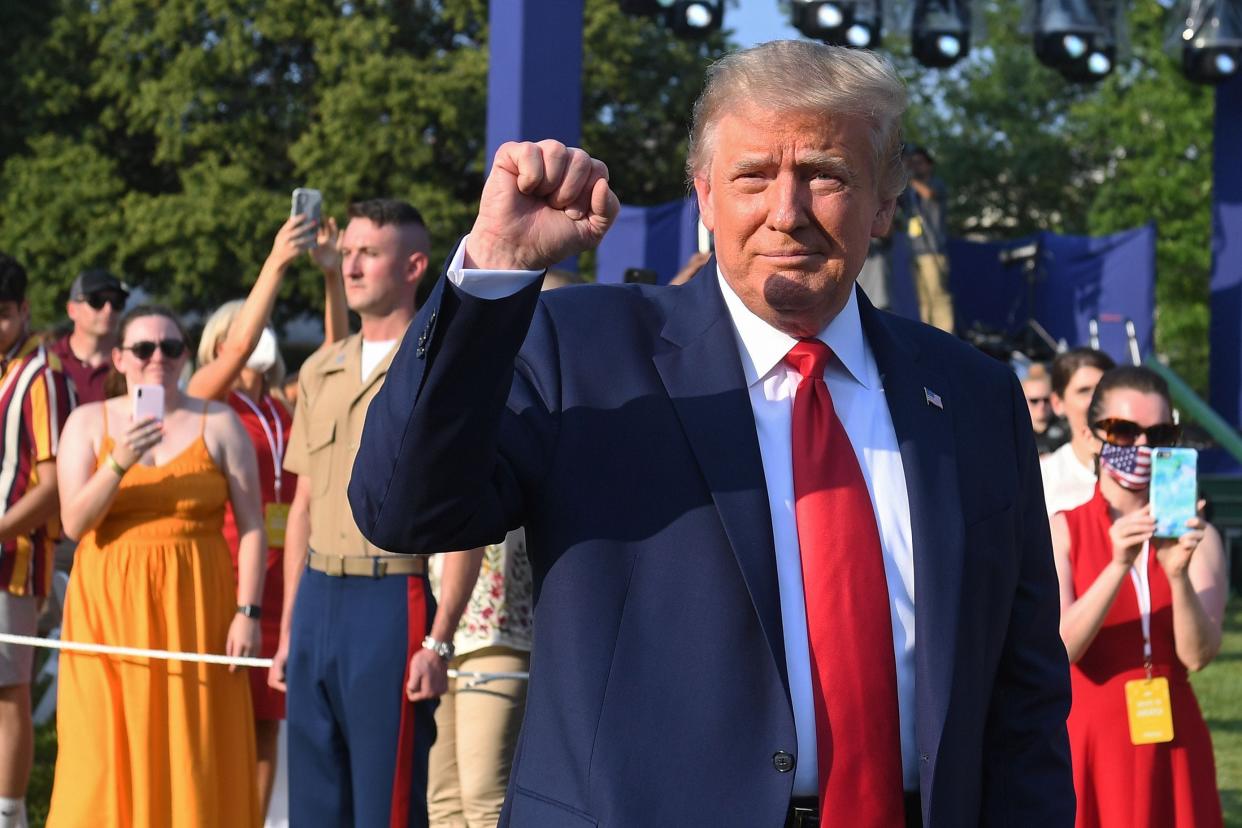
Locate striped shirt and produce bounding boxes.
[0,335,74,597]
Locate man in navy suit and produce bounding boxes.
[350,41,1073,827]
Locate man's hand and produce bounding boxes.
[405,648,450,702]
[268,635,289,692]
[466,140,621,271]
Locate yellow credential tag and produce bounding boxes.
[265,503,291,548]
[908,216,924,238]
[1125,677,1174,745]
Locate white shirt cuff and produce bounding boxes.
[446,235,544,300]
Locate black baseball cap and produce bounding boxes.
[70,269,129,300]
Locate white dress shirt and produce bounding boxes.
[716,273,917,795]
[447,241,918,794]
[1041,441,1098,516]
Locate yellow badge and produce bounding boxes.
[1125,677,1174,745]
[908,216,924,238]
[265,503,291,549]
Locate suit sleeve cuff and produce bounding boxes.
[447,235,545,300]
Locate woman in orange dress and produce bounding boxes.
[1051,366,1226,827]
[47,305,266,827]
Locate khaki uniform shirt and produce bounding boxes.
[285,331,406,557]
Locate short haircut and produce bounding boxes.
[686,41,909,200]
[0,253,28,304]
[347,199,430,251]
[1086,366,1173,429]
[1051,348,1116,397]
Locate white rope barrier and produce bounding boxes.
[0,633,273,668]
[0,633,530,684]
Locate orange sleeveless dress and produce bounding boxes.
[47,406,260,827]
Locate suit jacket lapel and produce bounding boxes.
[858,290,963,787]
[652,264,790,696]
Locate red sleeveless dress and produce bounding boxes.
[1063,486,1222,827]
[222,391,295,720]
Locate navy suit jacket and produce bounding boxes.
[349,255,1074,827]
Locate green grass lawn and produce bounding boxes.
[1191,597,1242,824]
[21,598,1242,826]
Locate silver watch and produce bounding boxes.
[422,635,454,661]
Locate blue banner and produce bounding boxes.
[1209,77,1242,465]
[946,225,1157,364]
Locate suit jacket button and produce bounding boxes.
[772,751,795,773]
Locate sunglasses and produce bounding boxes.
[1091,417,1181,447]
[81,293,126,311]
[1026,396,1051,406]
[122,339,186,361]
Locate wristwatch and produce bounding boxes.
[236,604,262,620]
[422,636,454,661]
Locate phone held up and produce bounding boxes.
[132,384,165,424]
[290,187,323,247]
[1150,447,1198,538]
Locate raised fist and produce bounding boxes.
[466,140,621,271]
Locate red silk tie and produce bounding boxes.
[785,339,904,825]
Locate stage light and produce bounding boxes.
[912,0,972,67]
[667,0,723,36]
[618,0,721,38]
[1033,0,1117,81]
[793,0,883,48]
[1179,0,1242,84]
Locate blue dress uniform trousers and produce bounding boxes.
[287,569,438,827]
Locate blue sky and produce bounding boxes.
[727,1,801,47]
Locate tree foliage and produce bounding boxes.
[0,0,722,331]
[898,0,1216,391]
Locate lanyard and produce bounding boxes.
[234,392,286,503]
[1127,540,1153,679]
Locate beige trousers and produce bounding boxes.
[914,253,956,333]
[428,647,530,828]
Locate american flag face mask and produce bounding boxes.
[1099,443,1153,491]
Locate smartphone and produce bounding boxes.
[132,384,165,423]
[624,267,659,285]
[1150,447,1198,538]
[290,188,322,248]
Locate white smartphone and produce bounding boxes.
[132,384,165,423]
[290,188,322,249]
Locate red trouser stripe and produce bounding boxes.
[389,576,428,828]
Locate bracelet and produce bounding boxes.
[104,454,129,477]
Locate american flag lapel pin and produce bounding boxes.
[924,387,944,409]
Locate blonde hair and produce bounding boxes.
[197,299,287,389]
[686,41,909,200]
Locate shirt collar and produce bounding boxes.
[716,267,874,390]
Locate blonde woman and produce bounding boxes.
[186,212,347,816]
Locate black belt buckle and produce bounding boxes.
[788,805,819,828]
[370,557,387,578]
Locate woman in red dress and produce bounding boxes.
[187,213,348,816]
[1050,366,1226,828]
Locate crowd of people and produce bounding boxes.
[0,38,1228,828]
[0,198,537,827]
